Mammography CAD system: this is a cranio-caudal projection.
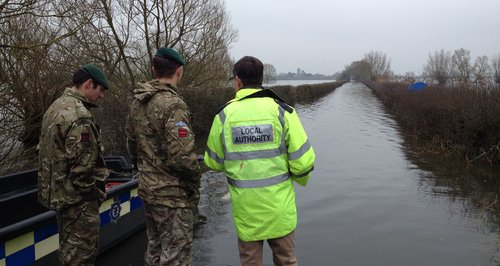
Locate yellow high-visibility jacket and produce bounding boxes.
[204,87,315,241]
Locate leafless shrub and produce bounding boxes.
[369,81,500,166]
[293,81,345,104]
[363,51,392,81]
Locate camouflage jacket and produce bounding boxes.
[126,80,201,208]
[38,88,108,211]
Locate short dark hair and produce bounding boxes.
[153,56,181,78]
[72,68,93,88]
[233,56,263,86]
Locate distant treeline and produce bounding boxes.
[277,72,339,80]
[365,81,500,166]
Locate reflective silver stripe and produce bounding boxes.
[219,110,228,152]
[225,148,282,160]
[206,148,224,164]
[221,129,227,152]
[226,172,290,188]
[278,106,287,153]
[278,106,286,126]
[218,109,226,124]
[288,139,312,160]
[293,166,314,178]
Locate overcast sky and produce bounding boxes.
[225,0,500,75]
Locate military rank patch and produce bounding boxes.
[175,121,189,138]
[178,128,188,138]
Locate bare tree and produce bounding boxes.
[363,50,391,81]
[472,55,491,86]
[423,49,452,85]
[96,0,239,88]
[0,1,87,49]
[84,0,238,157]
[451,48,473,84]
[402,72,416,83]
[263,63,277,83]
[491,54,500,84]
[0,0,93,171]
[340,60,372,81]
[0,0,238,172]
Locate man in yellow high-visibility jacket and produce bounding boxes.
[204,56,315,266]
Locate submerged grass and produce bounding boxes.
[366,81,500,166]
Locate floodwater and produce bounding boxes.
[97,82,500,265]
[263,79,336,87]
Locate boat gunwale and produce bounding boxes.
[0,178,139,242]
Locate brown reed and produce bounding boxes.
[367,81,500,166]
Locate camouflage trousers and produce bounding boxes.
[143,204,193,266]
[56,200,100,266]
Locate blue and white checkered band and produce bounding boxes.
[1,187,143,266]
[110,201,122,223]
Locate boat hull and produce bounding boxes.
[0,156,144,266]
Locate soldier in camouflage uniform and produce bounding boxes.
[37,64,109,266]
[126,47,201,266]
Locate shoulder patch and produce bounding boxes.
[175,121,189,138]
[178,127,188,138]
[175,121,188,127]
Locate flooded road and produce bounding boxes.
[98,82,499,265]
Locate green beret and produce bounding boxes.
[80,64,110,90]
[155,47,185,66]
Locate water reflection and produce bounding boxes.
[295,82,499,265]
[192,172,233,265]
[404,142,500,223]
[97,172,234,266]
